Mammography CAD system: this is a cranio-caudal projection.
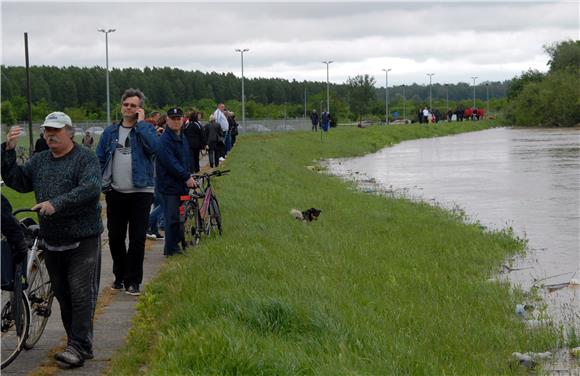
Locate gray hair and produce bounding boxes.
[64,124,75,139]
[121,88,145,107]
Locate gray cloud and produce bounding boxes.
[1,2,577,86]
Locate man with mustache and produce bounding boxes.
[1,111,103,368]
[96,88,158,297]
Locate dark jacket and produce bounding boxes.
[204,121,224,148]
[34,136,49,154]
[183,120,205,150]
[95,121,159,191]
[310,111,319,125]
[155,129,190,195]
[1,143,103,245]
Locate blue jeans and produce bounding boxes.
[224,131,232,156]
[44,236,101,355]
[161,194,182,255]
[148,191,165,233]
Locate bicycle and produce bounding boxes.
[180,169,229,249]
[1,210,54,369]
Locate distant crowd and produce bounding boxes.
[417,106,486,124]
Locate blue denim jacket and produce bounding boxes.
[96,121,159,191]
[155,129,191,195]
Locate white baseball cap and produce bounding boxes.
[41,111,72,129]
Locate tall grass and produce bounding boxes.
[109,122,557,374]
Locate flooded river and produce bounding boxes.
[326,127,579,330]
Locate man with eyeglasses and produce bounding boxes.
[155,107,197,256]
[96,88,158,296]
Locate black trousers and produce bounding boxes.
[105,190,153,287]
[189,148,201,173]
[44,236,101,354]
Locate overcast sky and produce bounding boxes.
[1,1,578,88]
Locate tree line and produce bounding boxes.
[504,40,579,127]
[1,64,511,125]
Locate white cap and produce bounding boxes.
[41,112,72,129]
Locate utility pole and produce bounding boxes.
[97,28,116,125]
[471,76,478,109]
[427,73,435,110]
[235,48,249,127]
[322,60,333,113]
[402,84,406,121]
[382,68,392,124]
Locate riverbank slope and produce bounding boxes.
[109,122,557,374]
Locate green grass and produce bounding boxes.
[1,186,38,221]
[108,121,557,374]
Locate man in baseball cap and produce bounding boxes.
[2,111,103,367]
[41,111,72,129]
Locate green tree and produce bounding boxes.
[545,39,580,73]
[346,74,376,122]
[1,100,16,125]
[506,69,545,100]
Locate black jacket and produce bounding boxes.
[184,121,206,150]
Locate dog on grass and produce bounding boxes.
[290,208,322,222]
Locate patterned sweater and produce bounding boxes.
[1,143,103,246]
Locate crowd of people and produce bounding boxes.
[1,88,239,368]
[417,106,486,123]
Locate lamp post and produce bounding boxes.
[97,28,115,125]
[445,83,449,111]
[402,84,406,121]
[235,48,249,127]
[427,73,435,110]
[485,82,489,117]
[322,60,333,113]
[471,76,478,109]
[382,68,391,124]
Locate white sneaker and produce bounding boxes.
[219,157,225,161]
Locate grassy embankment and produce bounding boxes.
[7,122,559,374]
[108,122,558,374]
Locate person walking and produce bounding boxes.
[34,128,49,153]
[96,88,158,296]
[310,109,319,131]
[155,107,197,256]
[82,131,94,149]
[204,114,224,168]
[321,111,330,132]
[2,112,103,367]
[183,111,206,173]
[212,103,229,160]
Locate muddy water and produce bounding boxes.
[326,127,579,329]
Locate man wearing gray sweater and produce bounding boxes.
[1,111,103,368]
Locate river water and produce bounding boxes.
[326,127,579,336]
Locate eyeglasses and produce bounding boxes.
[122,102,138,108]
[168,116,182,120]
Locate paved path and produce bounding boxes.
[4,154,210,375]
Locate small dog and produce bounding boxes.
[290,208,322,222]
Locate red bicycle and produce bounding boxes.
[180,169,229,249]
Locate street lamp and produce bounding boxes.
[402,84,406,121]
[471,76,478,109]
[235,48,249,127]
[427,73,435,110]
[97,28,116,125]
[445,83,449,111]
[322,60,333,113]
[485,82,489,117]
[382,68,391,124]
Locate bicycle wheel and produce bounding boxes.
[1,271,30,369]
[23,255,53,349]
[183,202,201,248]
[209,195,222,236]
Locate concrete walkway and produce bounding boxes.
[3,154,211,375]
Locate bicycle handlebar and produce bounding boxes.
[13,208,40,216]
[193,169,230,180]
